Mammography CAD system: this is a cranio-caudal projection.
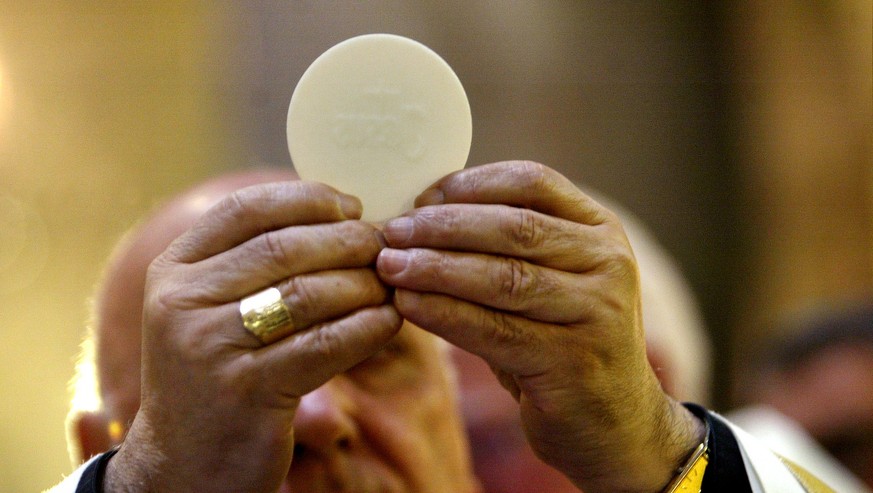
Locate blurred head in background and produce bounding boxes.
[747,302,873,488]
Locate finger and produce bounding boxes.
[392,288,638,380]
[165,181,362,264]
[414,161,613,226]
[168,220,384,302]
[390,289,552,377]
[273,269,391,334]
[377,248,589,324]
[169,268,393,352]
[246,304,403,399]
[383,204,626,273]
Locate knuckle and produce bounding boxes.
[598,208,623,228]
[513,161,565,207]
[417,206,462,236]
[210,186,276,234]
[143,280,213,362]
[598,241,639,287]
[309,325,343,361]
[497,257,536,302]
[143,281,177,330]
[285,277,315,324]
[298,180,335,199]
[422,250,450,282]
[507,208,544,249]
[337,221,381,262]
[517,161,549,191]
[294,181,332,208]
[605,242,637,273]
[212,181,339,226]
[257,230,293,273]
[143,265,187,328]
[483,310,531,347]
[219,187,258,221]
[261,231,288,264]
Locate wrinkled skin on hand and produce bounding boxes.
[102,162,701,493]
[107,182,405,492]
[376,161,702,493]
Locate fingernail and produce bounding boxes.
[383,217,413,245]
[414,188,444,207]
[339,194,362,218]
[378,248,409,275]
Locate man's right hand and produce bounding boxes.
[105,181,401,492]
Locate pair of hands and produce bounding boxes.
[107,161,702,492]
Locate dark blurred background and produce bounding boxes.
[0,3,869,491]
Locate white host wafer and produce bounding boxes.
[286,34,472,221]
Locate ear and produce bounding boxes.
[70,410,116,463]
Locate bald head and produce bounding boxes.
[93,168,296,421]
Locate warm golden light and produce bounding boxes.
[68,337,101,415]
[0,56,10,145]
[0,195,49,296]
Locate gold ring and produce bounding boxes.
[240,287,294,344]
